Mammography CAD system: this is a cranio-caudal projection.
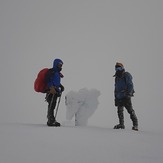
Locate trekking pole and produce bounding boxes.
[54,93,62,119]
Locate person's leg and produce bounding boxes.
[114,106,125,129]
[125,98,138,130]
[46,93,57,125]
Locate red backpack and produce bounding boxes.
[34,68,49,93]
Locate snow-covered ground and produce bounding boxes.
[1,1,163,163]
[0,122,162,163]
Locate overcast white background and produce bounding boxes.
[0,0,163,131]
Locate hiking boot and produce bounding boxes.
[47,121,61,127]
[114,124,125,129]
[54,121,61,127]
[47,116,55,123]
[132,126,138,131]
[47,116,56,126]
[47,116,60,127]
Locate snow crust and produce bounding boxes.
[0,123,162,163]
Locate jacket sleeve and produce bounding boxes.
[114,80,117,98]
[125,72,134,96]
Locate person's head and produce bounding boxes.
[115,62,125,76]
[53,59,63,72]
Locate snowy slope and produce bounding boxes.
[0,1,163,163]
[0,122,162,163]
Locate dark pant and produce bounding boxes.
[45,93,58,121]
[116,98,138,126]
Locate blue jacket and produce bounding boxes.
[47,59,63,92]
[114,72,134,99]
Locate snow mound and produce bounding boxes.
[65,88,100,126]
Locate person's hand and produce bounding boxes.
[49,86,56,94]
[115,98,124,107]
[114,98,119,106]
[60,85,64,92]
[126,92,132,99]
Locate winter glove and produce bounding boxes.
[115,98,124,107]
[115,98,122,106]
[49,86,56,94]
[120,90,132,99]
[126,93,132,99]
[114,98,119,106]
[60,85,64,92]
[126,90,135,98]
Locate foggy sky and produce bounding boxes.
[0,0,163,130]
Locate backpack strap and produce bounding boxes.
[45,68,55,84]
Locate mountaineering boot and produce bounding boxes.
[115,107,125,129]
[132,126,138,131]
[47,116,55,126]
[130,111,138,131]
[53,121,61,127]
[114,124,125,129]
[47,121,61,127]
[47,116,61,127]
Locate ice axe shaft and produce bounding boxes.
[54,93,62,119]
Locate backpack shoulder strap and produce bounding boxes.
[45,68,55,83]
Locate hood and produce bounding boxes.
[53,59,63,71]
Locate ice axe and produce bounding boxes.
[54,93,62,120]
